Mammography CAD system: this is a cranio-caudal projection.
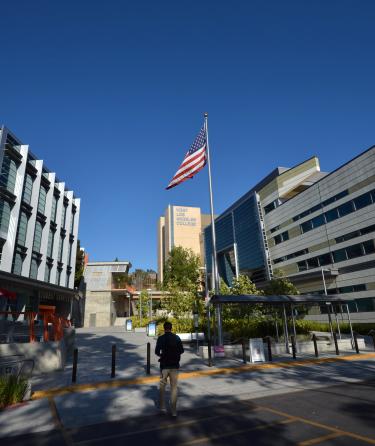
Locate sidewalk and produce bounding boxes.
[1,328,375,438]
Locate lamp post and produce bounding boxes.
[147,288,152,319]
[322,268,334,339]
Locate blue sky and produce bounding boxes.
[1,1,375,271]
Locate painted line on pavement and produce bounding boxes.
[252,403,375,445]
[48,397,74,446]
[32,352,375,400]
[298,432,343,446]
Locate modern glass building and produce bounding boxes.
[0,125,81,318]
[205,147,375,320]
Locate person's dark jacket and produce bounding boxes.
[155,332,184,370]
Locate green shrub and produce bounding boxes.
[0,375,28,409]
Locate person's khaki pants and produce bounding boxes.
[159,368,179,414]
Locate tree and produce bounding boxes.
[135,290,151,318]
[263,270,299,296]
[74,240,85,288]
[163,246,201,291]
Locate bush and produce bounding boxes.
[0,375,28,409]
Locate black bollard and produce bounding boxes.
[242,338,247,364]
[291,335,296,359]
[266,336,272,362]
[207,337,213,367]
[312,334,319,358]
[111,344,116,378]
[353,332,359,354]
[72,348,78,383]
[146,342,151,375]
[333,332,340,355]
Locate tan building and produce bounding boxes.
[157,205,212,283]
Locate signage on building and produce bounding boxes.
[249,338,265,363]
[175,207,197,227]
[126,319,132,331]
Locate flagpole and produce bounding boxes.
[204,112,223,347]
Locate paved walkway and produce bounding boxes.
[1,328,375,441]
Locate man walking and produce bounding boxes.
[155,321,184,417]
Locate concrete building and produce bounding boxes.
[83,261,132,327]
[157,205,212,283]
[205,147,375,320]
[0,125,80,318]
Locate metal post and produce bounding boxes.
[353,332,359,354]
[207,334,213,367]
[146,342,151,375]
[282,304,290,354]
[205,113,222,346]
[312,334,319,357]
[291,335,296,359]
[291,305,297,352]
[194,300,199,355]
[345,304,354,347]
[111,344,116,378]
[327,304,334,340]
[266,336,272,362]
[139,292,142,327]
[275,314,280,343]
[334,305,341,340]
[72,348,78,383]
[333,332,339,355]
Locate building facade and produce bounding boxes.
[0,125,80,317]
[83,261,132,327]
[205,147,375,318]
[157,205,212,283]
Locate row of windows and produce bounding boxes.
[292,190,349,222]
[297,239,375,271]
[0,154,18,194]
[312,284,367,295]
[273,188,375,244]
[273,223,375,265]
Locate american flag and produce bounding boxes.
[166,126,207,190]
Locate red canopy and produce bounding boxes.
[0,288,17,300]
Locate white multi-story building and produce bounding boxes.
[0,125,81,317]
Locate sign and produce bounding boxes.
[249,338,265,363]
[148,321,157,337]
[175,207,197,227]
[214,345,225,357]
[126,319,132,331]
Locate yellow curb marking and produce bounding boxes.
[177,418,297,446]
[252,404,375,445]
[298,432,343,446]
[48,397,74,446]
[32,352,375,400]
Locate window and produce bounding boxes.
[270,225,280,233]
[68,242,73,266]
[338,201,354,217]
[361,224,375,235]
[66,272,71,287]
[22,173,33,204]
[58,236,64,262]
[44,263,52,282]
[274,231,289,245]
[32,221,43,253]
[70,211,75,234]
[264,201,277,214]
[353,284,366,292]
[61,205,67,228]
[353,193,372,210]
[0,200,12,233]
[346,244,363,259]
[363,240,375,255]
[0,154,17,193]
[12,252,23,275]
[56,268,62,285]
[16,212,28,246]
[300,220,313,233]
[37,186,47,214]
[371,190,375,203]
[333,248,347,263]
[297,261,307,271]
[325,208,339,223]
[47,229,54,258]
[318,253,332,266]
[50,195,58,222]
[307,257,319,268]
[311,214,325,229]
[29,257,39,279]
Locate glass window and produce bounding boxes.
[50,195,58,222]
[32,221,43,253]
[281,231,289,242]
[335,190,349,201]
[37,186,47,214]
[363,240,375,255]
[274,234,282,245]
[322,197,335,207]
[356,298,375,312]
[16,212,28,246]
[297,261,307,271]
[325,208,339,223]
[12,252,23,275]
[61,205,67,228]
[312,214,325,228]
[29,257,39,279]
[0,200,12,233]
[361,224,375,235]
[300,220,313,233]
[338,201,354,217]
[22,173,33,204]
[0,154,17,193]
[353,284,366,292]
[346,244,363,259]
[58,236,64,262]
[333,248,347,263]
[307,257,319,268]
[264,202,276,214]
[371,190,375,203]
[318,253,332,266]
[353,193,372,210]
[47,229,54,258]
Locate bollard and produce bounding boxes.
[353,332,359,354]
[291,335,296,359]
[312,334,319,358]
[242,338,247,364]
[207,338,213,367]
[333,332,340,355]
[72,348,78,383]
[266,336,272,362]
[111,344,116,378]
[146,342,151,375]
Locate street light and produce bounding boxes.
[147,288,152,319]
[321,268,334,339]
